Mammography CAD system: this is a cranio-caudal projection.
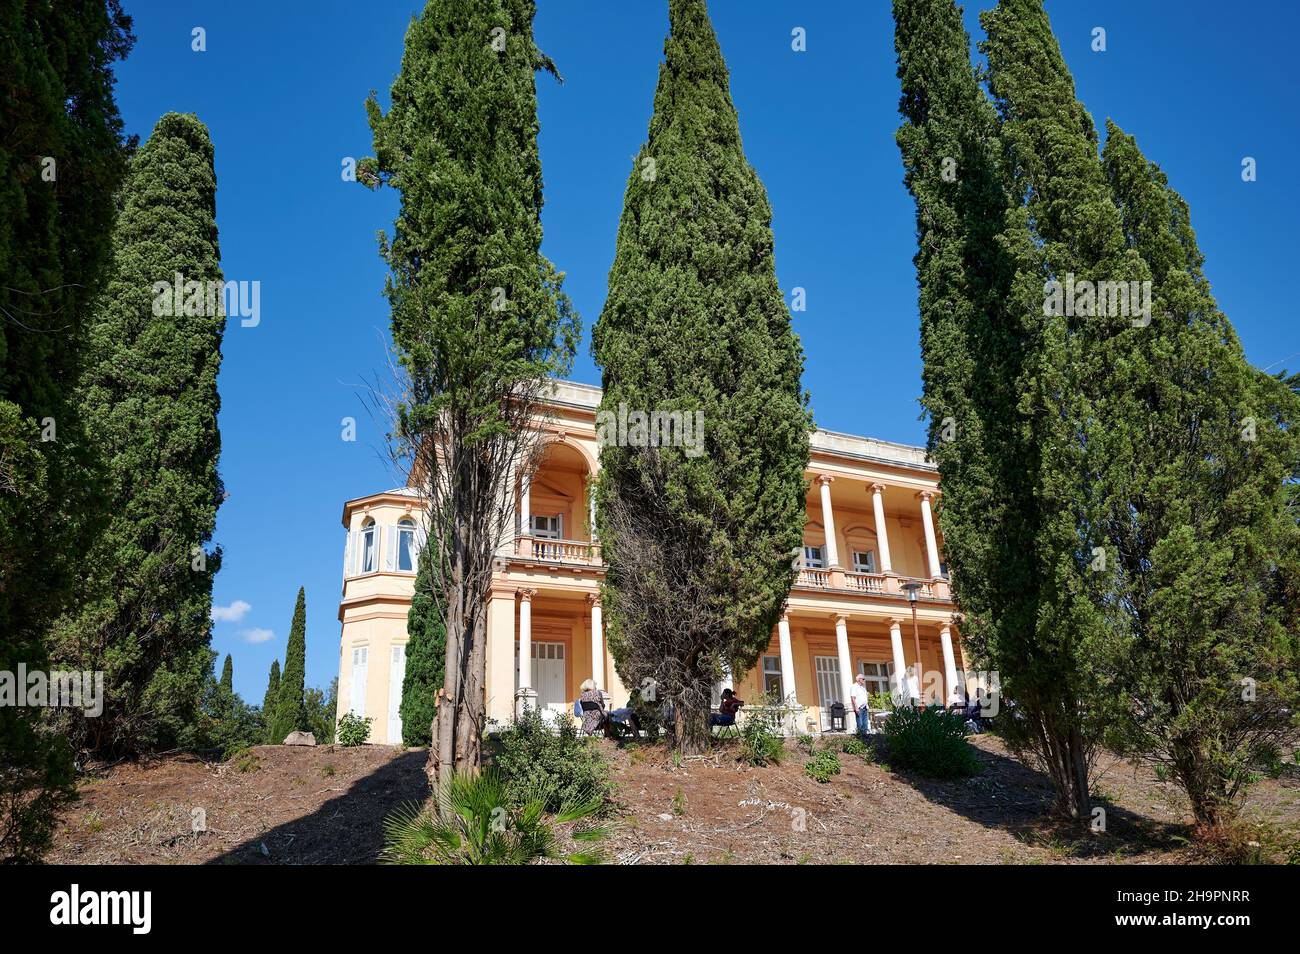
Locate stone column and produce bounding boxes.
[870,482,896,593]
[518,473,533,558]
[940,623,960,705]
[588,593,604,692]
[833,613,854,729]
[515,588,536,717]
[777,611,798,707]
[817,475,840,568]
[919,490,942,580]
[888,617,909,704]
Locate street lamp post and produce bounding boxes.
[902,581,923,707]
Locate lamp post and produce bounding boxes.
[902,581,923,707]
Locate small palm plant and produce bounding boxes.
[381,768,608,865]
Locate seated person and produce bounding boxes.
[607,698,642,738]
[709,688,744,728]
[577,679,608,736]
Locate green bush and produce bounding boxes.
[882,706,979,778]
[840,736,869,758]
[804,749,841,783]
[382,769,606,865]
[737,717,784,766]
[337,711,372,747]
[493,707,612,813]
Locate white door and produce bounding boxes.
[350,646,369,717]
[814,655,842,730]
[388,644,406,744]
[534,642,566,723]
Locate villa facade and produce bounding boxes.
[335,380,964,744]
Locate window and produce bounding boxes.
[858,660,893,698]
[852,550,876,574]
[938,560,949,579]
[761,655,783,700]
[349,646,369,717]
[530,514,562,539]
[802,545,824,569]
[396,518,416,572]
[814,655,842,730]
[360,519,377,574]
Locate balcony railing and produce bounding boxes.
[797,567,830,588]
[515,536,601,566]
[845,572,886,594]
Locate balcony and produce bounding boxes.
[793,566,948,601]
[514,535,602,567]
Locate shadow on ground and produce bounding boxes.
[872,734,1191,859]
[206,748,429,865]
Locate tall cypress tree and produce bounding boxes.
[219,654,233,692]
[51,112,226,757]
[592,0,811,753]
[892,0,1017,707]
[1098,123,1300,825]
[362,0,578,777]
[270,588,308,742]
[262,660,281,726]
[400,544,446,747]
[0,0,134,861]
[972,0,1153,821]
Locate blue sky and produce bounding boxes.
[109,1,1300,703]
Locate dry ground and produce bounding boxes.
[48,735,1300,864]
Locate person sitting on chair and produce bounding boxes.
[577,679,608,736]
[709,688,744,729]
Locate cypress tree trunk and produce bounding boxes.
[270,588,308,742]
[593,0,811,756]
[0,0,133,861]
[362,0,578,784]
[51,112,226,758]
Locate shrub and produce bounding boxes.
[804,749,841,783]
[738,717,784,767]
[882,706,979,778]
[493,707,612,813]
[381,769,606,865]
[840,736,868,758]
[337,711,371,747]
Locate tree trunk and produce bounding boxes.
[673,697,708,755]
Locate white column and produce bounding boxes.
[519,474,531,536]
[817,475,840,567]
[588,594,604,692]
[833,614,854,727]
[888,618,909,703]
[939,623,960,705]
[777,611,798,706]
[871,483,893,574]
[517,588,534,691]
[588,481,598,542]
[919,490,942,579]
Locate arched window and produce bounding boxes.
[360,518,377,574]
[397,518,416,572]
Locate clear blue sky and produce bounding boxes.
[109,1,1300,703]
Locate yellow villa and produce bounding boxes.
[335,380,964,744]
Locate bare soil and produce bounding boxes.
[47,735,1300,865]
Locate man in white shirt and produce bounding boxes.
[849,673,872,736]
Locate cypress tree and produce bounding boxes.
[892,0,1017,707]
[270,588,308,742]
[400,544,446,747]
[262,660,281,724]
[1098,123,1300,825]
[969,0,1153,821]
[362,0,578,777]
[0,0,134,861]
[219,654,233,693]
[592,0,811,753]
[51,112,226,757]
